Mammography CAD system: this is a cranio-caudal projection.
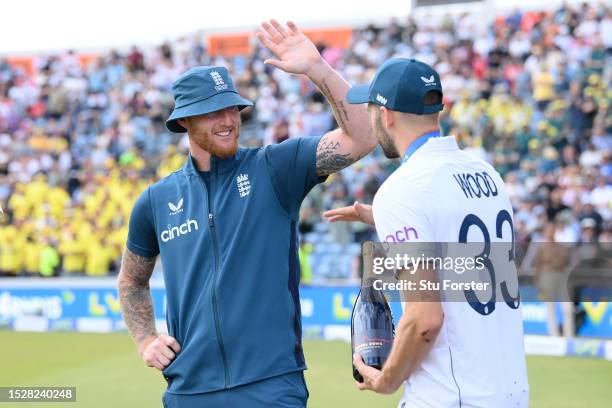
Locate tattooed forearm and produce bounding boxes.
[117,248,157,347]
[319,78,350,131]
[316,136,355,176]
[308,64,375,175]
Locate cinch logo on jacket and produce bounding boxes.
[160,219,199,242]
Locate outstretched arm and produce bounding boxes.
[257,20,376,176]
[323,201,374,225]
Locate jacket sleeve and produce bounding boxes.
[264,135,327,219]
[126,187,160,257]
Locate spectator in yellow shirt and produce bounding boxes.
[0,225,23,276]
[23,236,44,276]
[58,228,86,275]
[84,236,118,276]
[532,62,555,111]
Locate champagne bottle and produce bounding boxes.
[351,242,394,382]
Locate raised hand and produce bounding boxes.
[256,19,324,76]
[323,201,374,226]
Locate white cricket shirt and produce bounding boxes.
[373,136,529,408]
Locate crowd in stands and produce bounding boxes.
[0,2,610,280]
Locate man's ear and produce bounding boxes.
[380,106,394,129]
[177,118,188,129]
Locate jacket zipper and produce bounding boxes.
[198,173,230,388]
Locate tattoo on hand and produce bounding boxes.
[118,249,157,345]
[316,137,354,176]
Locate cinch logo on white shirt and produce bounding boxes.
[160,219,199,242]
[385,225,419,243]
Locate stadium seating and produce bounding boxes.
[0,2,610,280]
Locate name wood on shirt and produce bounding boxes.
[453,171,498,199]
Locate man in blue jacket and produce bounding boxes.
[117,20,376,407]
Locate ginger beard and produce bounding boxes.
[183,109,241,159]
[192,123,241,159]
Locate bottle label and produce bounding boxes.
[353,329,393,359]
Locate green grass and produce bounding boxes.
[0,332,610,407]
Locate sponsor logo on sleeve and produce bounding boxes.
[385,226,419,243]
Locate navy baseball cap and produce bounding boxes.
[346,58,444,114]
[166,66,254,133]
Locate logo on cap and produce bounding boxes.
[376,94,388,105]
[420,75,436,86]
[210,71,228,92]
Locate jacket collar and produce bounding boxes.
[182,148,244,176]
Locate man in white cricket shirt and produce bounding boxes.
[324,58,529,407]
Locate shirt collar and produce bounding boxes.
[402,130,441,163]
[401,135,460,165]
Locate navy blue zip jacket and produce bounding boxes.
[126,135,325,394]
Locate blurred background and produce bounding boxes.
[0,0,611,406]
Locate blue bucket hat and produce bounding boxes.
[166,66,254,133]
[346,58,443,114]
